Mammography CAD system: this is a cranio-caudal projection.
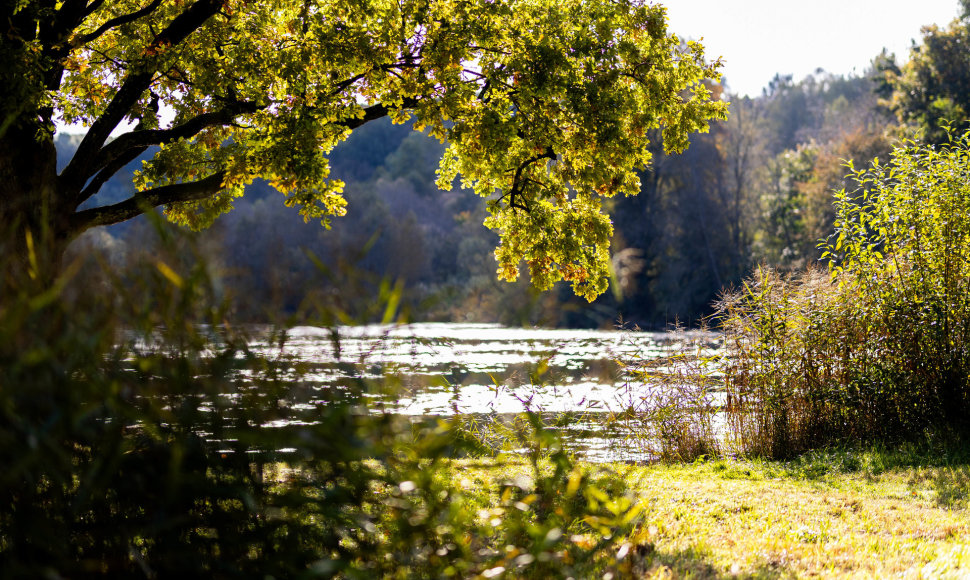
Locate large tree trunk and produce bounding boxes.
[0,124,73,286]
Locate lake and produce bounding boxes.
[250,322,723,462]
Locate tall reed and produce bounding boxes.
[717,266,878,457]
[613,329,723,462]
[717,131,970,458]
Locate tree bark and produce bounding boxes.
[0,123,71,285]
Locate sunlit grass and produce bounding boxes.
[433,446,970,578]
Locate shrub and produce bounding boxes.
[825,130,970,433]
[718,130,970,458]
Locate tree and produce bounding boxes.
[716,95,765,271]
[0,0,726,298]
[886,16,970,143]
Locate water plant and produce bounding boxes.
[717,129,970,458]
[611,329,723,462]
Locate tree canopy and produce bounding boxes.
[0,0,725,297]
[886,12,970,143]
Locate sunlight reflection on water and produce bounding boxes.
[248,322,722,462]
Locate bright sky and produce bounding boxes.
[662,0,964,97]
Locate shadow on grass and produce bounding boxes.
[635,544,794,579]
[757,439,970,482]
[908,466,970,509]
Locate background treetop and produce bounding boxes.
[1,0,726,298]
[884,9,970,143]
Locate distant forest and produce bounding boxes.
[62,15,970,328]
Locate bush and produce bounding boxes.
[826,130,970,433]
[718,131,970,457]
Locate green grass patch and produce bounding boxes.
[441,445,970,578]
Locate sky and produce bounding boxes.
[662,0,964,97]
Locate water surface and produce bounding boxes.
[252,322,722,461]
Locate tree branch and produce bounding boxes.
[336,97,421,131]
[69,171,226,234]
[40,0,89,89]
[75,146,148,209]
[328,73,368,98]
[72,94,401,216]
[76,0,163,45]
[504,146,556,212]
[77,101,261,201]
[84,0,107,19]
[60,0,224,192]
[52,0,88,37]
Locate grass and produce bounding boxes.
[628,460,970,578]
[442,445,970,579]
